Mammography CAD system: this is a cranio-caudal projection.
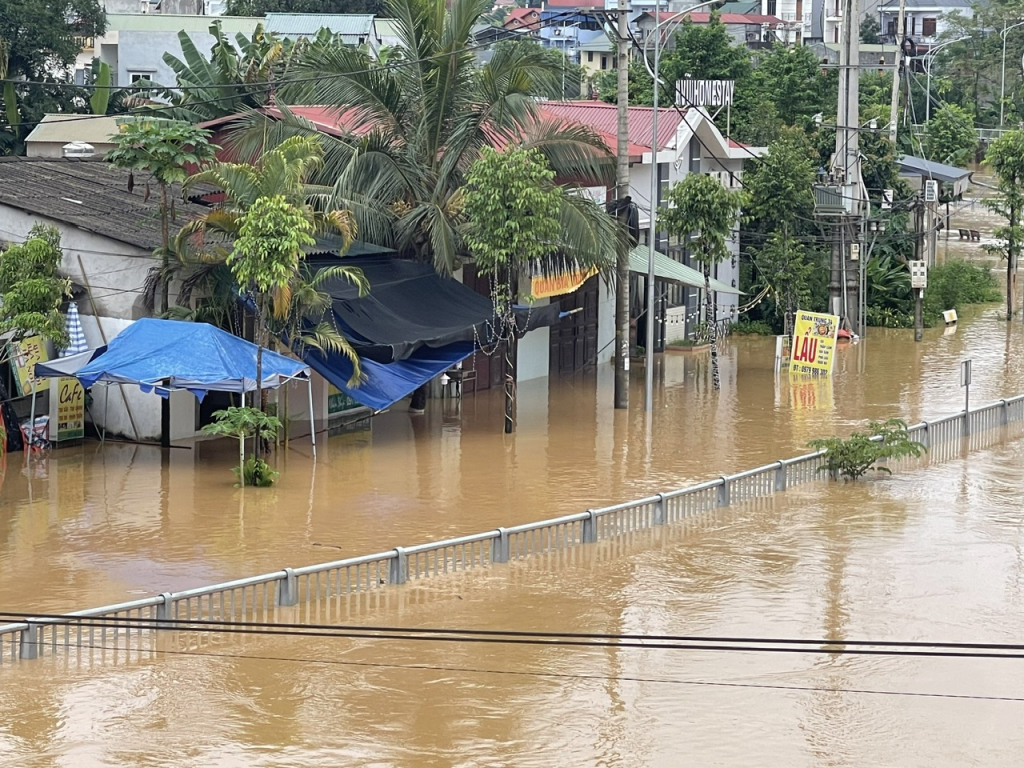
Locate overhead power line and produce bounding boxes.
[41,639,1024,703]
[5,611,1024,659]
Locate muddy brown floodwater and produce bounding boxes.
[3,285,1024,765]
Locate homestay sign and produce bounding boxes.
[789,310,839,377]
[676,79,735,107]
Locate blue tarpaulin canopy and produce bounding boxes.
[305,342,475,412]
[35,318,309,398]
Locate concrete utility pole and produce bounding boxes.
[829,0,863,332]
[887,0,906,144]
[913,194,925,342]
[614,0,630,409]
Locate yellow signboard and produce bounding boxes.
[50,377,85,441]
[789,311,839,376]
[9,335,49,396]
[529,268,597,299]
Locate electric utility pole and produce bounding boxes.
[888,0,907,145]
[614,0,630,409]
[828,0,864,333]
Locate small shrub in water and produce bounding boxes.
[201,405,282,486]
[235,456,278,487]
[808,418,925,481]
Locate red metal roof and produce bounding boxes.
[538,101,681,156]
[504,7,540,26]
[203,101,684,163]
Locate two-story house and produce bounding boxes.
[878,0,972,49]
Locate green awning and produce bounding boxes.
[628,246,741,295]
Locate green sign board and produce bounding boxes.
[328,386,360,415]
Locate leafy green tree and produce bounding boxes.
[463,147,563,433]
[860,17,881,45]
[230,193,312,451]
[107,120,218,313]
[179,135,367,376]
[660,173,745,390]
[983,129,1024,319]
[0,224,71,362]
[751,45,833,127]
[0,0,106,153]
[253,0,622,276]
[810,419,924,481]
[741,131,818,334]
[659,13,752,91]
[600,14,751,109]
[201,406,283,486]
[924,103,978,166]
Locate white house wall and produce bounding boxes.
[0,206,164,439]
[596,276,615,366]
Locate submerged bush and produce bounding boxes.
[866,258,999,328]
[808,418,926,481]
[922,259,1000,324]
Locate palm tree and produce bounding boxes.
[175,134,369,378]
[153,22,340,123]
[226,0,625,278]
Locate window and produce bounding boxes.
[766,0,776,15]
[922,17,937,36]
[887,20,896,35]
[601,55,607,69]
[910,16,916,35]
[128,71,155,84]
[587,51,593,63]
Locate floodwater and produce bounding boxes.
[3,222,1024,764]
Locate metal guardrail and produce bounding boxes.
[4,394,1024,665]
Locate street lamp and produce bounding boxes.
[642,0,720,413]
[924,36,969,123]
[1001,20,1024,127]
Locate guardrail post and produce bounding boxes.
[155,592,174,629]
[582,510,598,543]
[389,547,408,585]
[920,421,930,449]
[717,477,731,507]
[773,461,787,492]
[19,622,39,660]
[277,569,298,607]
[1001,399,1009,426]
[491,528,509,564]
[653,494,666,525]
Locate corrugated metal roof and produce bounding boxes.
[0,157,209,250]
[629,245,739,294]
[897,154,972,197]
[24,115,120,147]
[264,13,375,38]
[106,13,261,33]
[539,101,681,153]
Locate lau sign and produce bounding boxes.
[789,310,839,376]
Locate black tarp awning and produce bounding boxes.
[313,255,496,364]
